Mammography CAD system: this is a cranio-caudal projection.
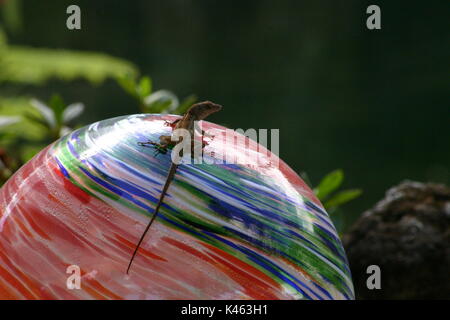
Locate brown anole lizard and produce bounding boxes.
[126,101,222,273]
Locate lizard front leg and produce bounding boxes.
[164,118,181,128]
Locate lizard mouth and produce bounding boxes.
[207,102,223,115]
[194,101,223,118]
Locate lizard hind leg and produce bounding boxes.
[138,140,169,156]
[138,140,158,148]
[159,135,173,145]
[153,142,170,156]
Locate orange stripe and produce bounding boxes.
[201,241,280,288]
[84,278,123,300]
[82,284,108,300]
[163,237,215,264]
[17,203,51,240]
[208,252,280,299]
[11,215,33,238]
[0,280,18,299]
[0,264,37,299]
[114,233,167,262]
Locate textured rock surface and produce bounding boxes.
[343,180,450,299]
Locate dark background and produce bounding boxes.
[6,0,450,225]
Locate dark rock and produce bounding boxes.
[343,180,450,299]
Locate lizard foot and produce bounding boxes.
[138,140,156,147]
[138,141,168,156]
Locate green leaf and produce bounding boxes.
[0,46,138,85]
[62,103,84,124]
[175,94,197,115]
[117,73,137,97]
[0,116,20,129]
[137,76,152,98]
[324,189,362,209]
[143,90,179,113]
[49,94,66,125]
[314,169,344,200]
[23,111,50,128]
[30,98,56,128]
[0,96,49,143]
[143,99,172,114]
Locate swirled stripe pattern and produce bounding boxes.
[0,114,353,299]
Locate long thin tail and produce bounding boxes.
[126,163,178,274]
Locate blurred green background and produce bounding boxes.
[0,0,448,229]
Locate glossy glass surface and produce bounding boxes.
[0,114,354,299]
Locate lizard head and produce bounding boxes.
[188,101,222,120]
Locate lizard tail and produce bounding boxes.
[126,163,178,274]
